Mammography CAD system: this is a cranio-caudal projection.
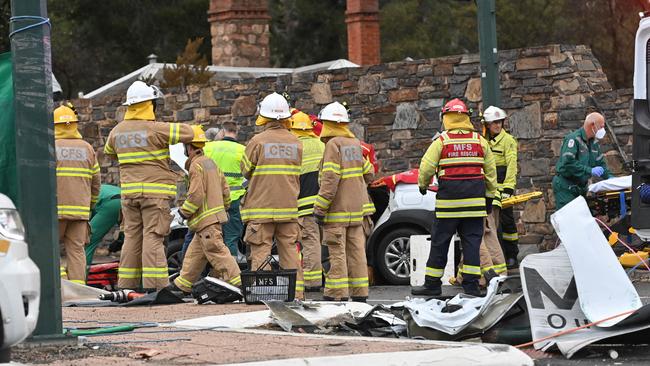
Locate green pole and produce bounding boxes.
[10,0,63,337]
[476,0,501,107]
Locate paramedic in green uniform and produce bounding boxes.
[86,184,122,264]
[552,112,610,210]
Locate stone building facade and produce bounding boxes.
[73,44,633,253]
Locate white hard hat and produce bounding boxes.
[318,102,350,123]
[258,92,291,120]
[123,80,163,106]
[482,106,507,123]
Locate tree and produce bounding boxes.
[161,37,213,89]
[0,0,9,53]
[379,0,643,88]
[48,0,211,98]
[268,0,347,67]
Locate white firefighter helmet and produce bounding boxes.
[318,101,350,123]
[258,92,291,120]
[482,106,507,123]
[123,81,163,106]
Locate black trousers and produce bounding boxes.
[499,206,519,260]
[426,216,483,285]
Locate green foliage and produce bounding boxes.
[161,37,213,89]
[48,0,211,98]
[380,0,477,61]
[0,0,10,53]
[268,0,347,67]
[380,0,642,88]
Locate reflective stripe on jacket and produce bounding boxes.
[240,123,302,223]
[297,136,325,216]
[313,137,375,226]
[204,138,246,201]
[180,154,230,232]
[488,130,518,191]
[438,132,485,180]
[104,119,193,199]
[56,138,101,220]
[418,129,497,219]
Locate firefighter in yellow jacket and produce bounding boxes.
[411,98,497,297]
[104,81,194,291]
[313,102,375,302]
[55,104,101,284]
[483,106,519,269]
[168,126,241,293]
[290,110,325,291]
[241,92,304,298]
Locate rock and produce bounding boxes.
[555,78,580,93]
[392,103,420,130]
[200,87,218,107]
[380,78,398,91]
[577,60,596,71]
[193,108,210,122]
[509,102,542,139]
[231,95,257,117]
[388,88,418,103]
[520,158,550,177]
[516,56,550,70]
[434,63,453,76]
[175,109,193,121]
[604,150,625,175]
[522,198,546,223]
[358,75,380,95]
[416,98,444,110]
[310,83,332,104]
[349,121,365,140]
[464,78,482,102]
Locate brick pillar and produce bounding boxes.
[345,0,380,66]
[208,0,271,67]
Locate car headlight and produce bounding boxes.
[0,208,26,241]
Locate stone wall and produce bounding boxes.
[74,44,633,252]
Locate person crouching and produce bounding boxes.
[168,126,241,294]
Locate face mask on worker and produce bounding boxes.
[594,125,606,140]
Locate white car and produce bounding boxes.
[366,182,437,285]
[0,194,40,362]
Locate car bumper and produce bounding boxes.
[0,240,40,349]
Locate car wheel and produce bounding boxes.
[166,237,184,278]
[376,227,426,285]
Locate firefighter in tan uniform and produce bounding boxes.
[241,92,304,298]
[104,81,194,291]
[313,102,375,302]
[55,105,101,284]
[289,110,325,291]
[168,126,241,293]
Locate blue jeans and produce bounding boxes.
[223,199,243,256]
[181,230,194,261]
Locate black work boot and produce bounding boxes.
[483,269,499,286]
[411,278,442,297]
[506,257,519,270]
[351,297,367,303]
[164,282,190,296]
[305,286,322,293]
[461,281,482,297]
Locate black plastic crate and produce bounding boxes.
[240,269,297,304]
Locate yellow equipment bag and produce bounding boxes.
[501,191,543,209]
